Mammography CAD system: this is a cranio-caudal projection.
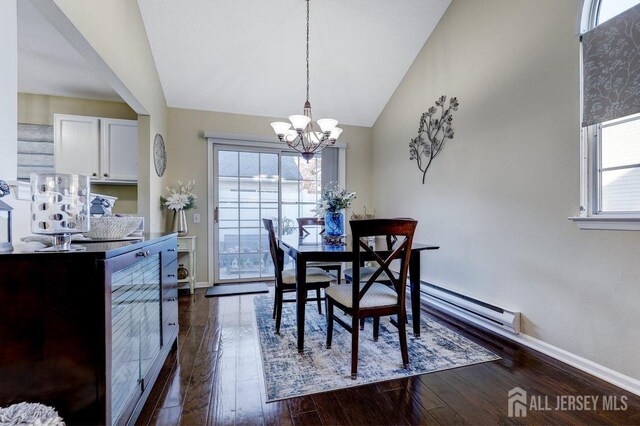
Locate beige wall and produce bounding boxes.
[17,93,138,214]
[53,0,168,231]
[167,107,372,284]
[371,0,640,380]
[18,93,137,125]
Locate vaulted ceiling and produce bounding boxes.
[17,0,122,102]
[138,0,451,127]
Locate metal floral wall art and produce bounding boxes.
[409,95,459,184]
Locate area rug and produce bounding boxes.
[254,296,500,402]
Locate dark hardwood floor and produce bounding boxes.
[137,287,640,425]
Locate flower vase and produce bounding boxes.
[324,211,344,237]
[171,209,188,236]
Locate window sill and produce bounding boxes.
[568,216,640,231]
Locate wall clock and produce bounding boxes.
[153,134,167,177]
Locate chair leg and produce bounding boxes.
[373,317,380,342]
[275,289,283,335]
[336,266,341,284]
[359,317,365,330]
[272,288,277,319]
[326,297,334,349]
[351,313,360,380]
[316,288,322,314]
[398,310,409,368]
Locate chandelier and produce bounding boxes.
[270,0,342,162]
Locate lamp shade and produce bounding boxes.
[329,127,343,140]
[270,122,291,136]
[289,115,311,131]
[317,119,338,133]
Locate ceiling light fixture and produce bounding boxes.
[270,0,342,162]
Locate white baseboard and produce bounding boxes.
[422,295,640,397]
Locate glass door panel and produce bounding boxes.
[215,148,280,282]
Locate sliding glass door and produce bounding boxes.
[213,146,322,283]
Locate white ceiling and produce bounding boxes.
[17,0,122,102]
[138,0,451,127]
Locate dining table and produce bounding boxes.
[278,233,440,353]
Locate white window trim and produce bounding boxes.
[569,0,640,231]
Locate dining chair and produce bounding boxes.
[324,218,417,380]
[296,217,342,284]
[343,218,413,285]
[263,219,334,334]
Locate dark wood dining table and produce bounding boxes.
[278,233,439,353]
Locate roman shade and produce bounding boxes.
[320,146,339,189]
[582,3,640,127]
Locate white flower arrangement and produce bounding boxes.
[161,180,197,211]
[315,183,356,215]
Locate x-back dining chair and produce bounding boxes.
[296,217,342,283]
[324,218,417,380]
[263,219,334,334]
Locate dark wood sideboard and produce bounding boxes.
[0,233,179,425]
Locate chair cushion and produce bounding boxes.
[343,266,398,282]
[281,267,334,284]
[325,283,398,308]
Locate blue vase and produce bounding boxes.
[324,211,344,237]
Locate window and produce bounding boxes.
[573,0,640,230]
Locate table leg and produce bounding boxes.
[296,257,307,353]
[409,251,421,337]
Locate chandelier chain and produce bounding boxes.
[306,0,310,103]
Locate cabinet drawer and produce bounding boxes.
[162,298,178,346]
[177,237,195,252]
[163,260,178,292]
[162,240,178,266]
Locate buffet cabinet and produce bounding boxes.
[0,234,178,425]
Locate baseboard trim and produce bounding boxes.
[422,294,640,397]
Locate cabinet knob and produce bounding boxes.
[168,273,176,277]
[169,322,176,326]
[103,173,109,178]
[169,298,176,302]
[136,250,150,258]
[168,248,175,252]
[92,173,97,177]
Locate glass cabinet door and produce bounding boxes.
[110,253,161,425]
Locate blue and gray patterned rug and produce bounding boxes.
[254,295,500,402]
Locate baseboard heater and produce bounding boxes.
[421,283,521,334]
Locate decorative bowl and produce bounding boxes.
[84,216,143,240]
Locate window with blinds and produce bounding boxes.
[577,0,640,226]
[599,114,640,212]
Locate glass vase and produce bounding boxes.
[171,209,188,236]
[324,211,344,237]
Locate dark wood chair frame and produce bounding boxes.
[296,217,341,283]
[325,219,417,380]
[263,219,331,334]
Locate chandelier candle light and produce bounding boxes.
[270,0,343,162]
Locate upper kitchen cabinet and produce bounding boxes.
[54,114,138,184]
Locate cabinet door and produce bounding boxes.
[54,114,100,178]
[108,247,161,426]
[100,118,138,181]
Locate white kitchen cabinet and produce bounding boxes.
[54,114,138,183]
[54,114,100,178]
[100,118,138,181]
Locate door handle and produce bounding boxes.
[214,206,219,224]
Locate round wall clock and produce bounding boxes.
[153,134,167,177]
